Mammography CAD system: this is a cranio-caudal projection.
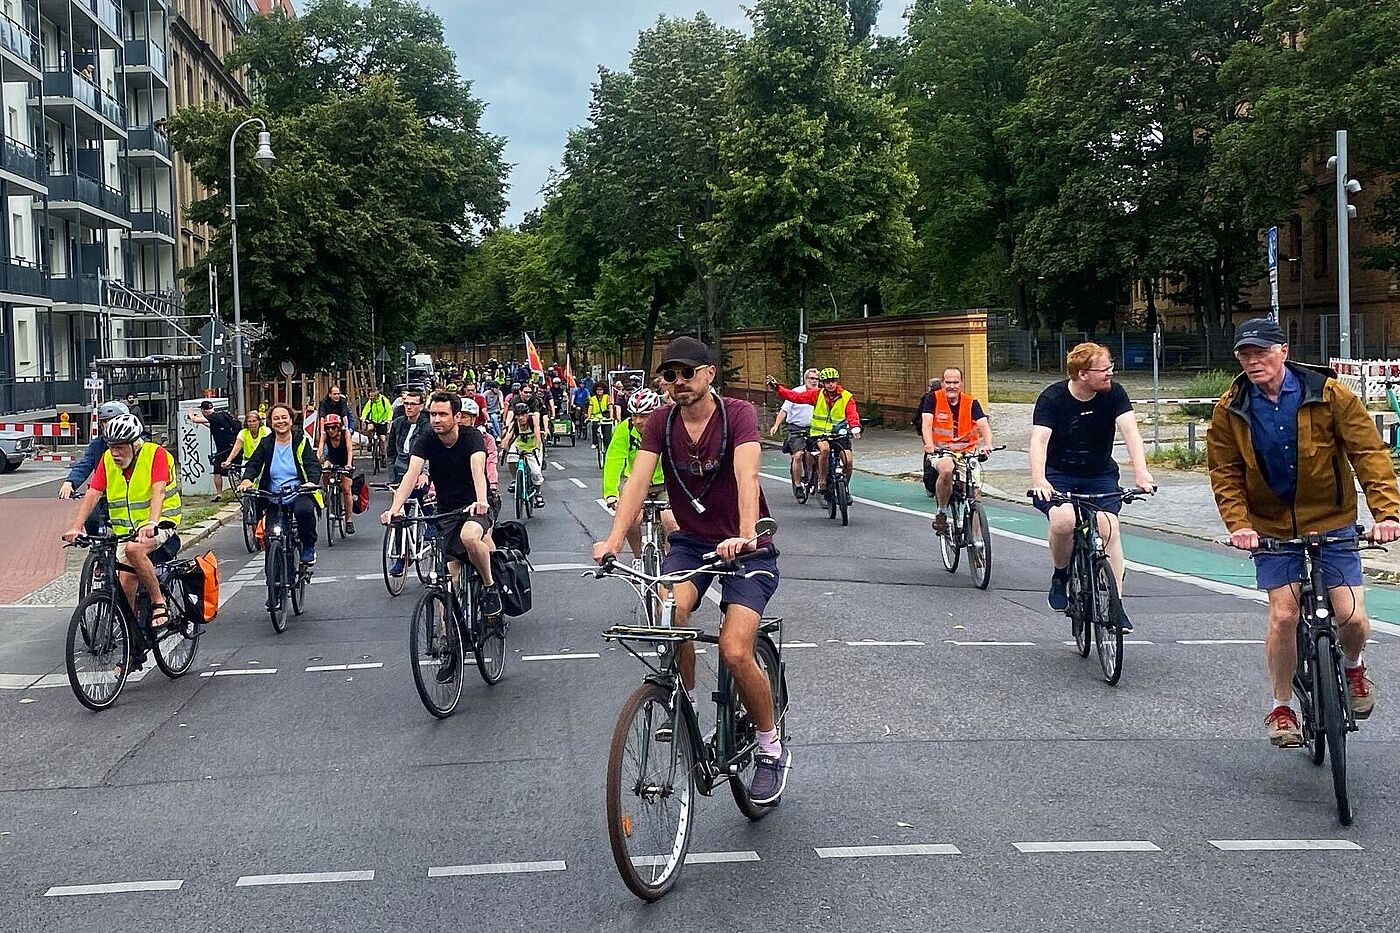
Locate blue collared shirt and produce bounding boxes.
[1246,367,1301,503]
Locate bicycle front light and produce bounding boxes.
[272,525,283,536]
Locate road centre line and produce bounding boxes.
[199,668,277,677]
[522,653,601,662]
[428,860,567,877]
[782,641,818,648]
[235,870,374,887]
[951,640,1036,647]
[569,477,587,488]
[531,562,594,572]
[306,662,383,672]
[1061,639,1155,646]
[846,639,924,647]
[630,851,760,867]
[551,461,566,471]
[1177,639,1264,645]
[1014,840,1161,853]
[1208,839,1362,851]
[815,844,961,859]
[44,879,183,897]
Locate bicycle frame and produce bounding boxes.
[1288,538,1355,732]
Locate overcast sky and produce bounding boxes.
[443,2,911,226]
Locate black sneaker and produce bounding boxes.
[1048,571,1069,612]
[1113,605,1134,634]
[434,650,459,684]
[748,748,791,806]
[345,521,355,536]
[481,585,504,619]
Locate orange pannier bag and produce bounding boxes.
[192,550,220,623]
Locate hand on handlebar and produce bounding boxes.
[58,481,76,499]
[765,375,778,389]
[469,501,489,517]
[591,540,619,566]
[61,527,81,543]
[1028,481,1055,502]
[1229,527,1260,550]
[605,496,618,512]
[1370,518,1400,544]
[380,507,400,526]
[714,535,752,563]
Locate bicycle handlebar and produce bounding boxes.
[63,530,139,548]
[1027,485,1157,504]
[588,545,777,586]
[1253,525,1387,553]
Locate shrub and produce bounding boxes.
[1179,370,1235,419]
[1147,443,1208,471]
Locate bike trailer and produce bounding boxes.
[491,548,532,617]
[493,519,531,556]
[351,470,369,514]
[552,417,576,445]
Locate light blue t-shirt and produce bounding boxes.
[269,438,299,490]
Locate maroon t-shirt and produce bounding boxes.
[641,396,770,545]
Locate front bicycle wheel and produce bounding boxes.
[1317,634,1352,825]
[606,682,696,901]
[468,577,506,685]
[729,636,787,820]
[967,502,992,590]
[78,550,103,600]
[596,433,606,470]
[1092,559,1124,685]
[66,593,129,711]
[837,478,849,526]
[325,498,338,547]
[289,552,306,617]
[266,539,287,634]
[939,504,961,573]
[382,524,405,597]
[410,590,463,718]
[241,499,257,553]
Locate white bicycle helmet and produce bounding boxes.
[461,398,480,417]
[97,400,129,421]
[628,388,663,416]
[103,413,144,444]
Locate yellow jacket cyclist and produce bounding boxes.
[777,367,862,501]
[63,414,183,659]
[602,389,677,557]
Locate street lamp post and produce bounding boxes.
[229,117,275,412]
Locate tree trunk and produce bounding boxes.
[1144,277,1158,332]
[640,279,663,375]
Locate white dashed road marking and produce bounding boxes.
[428,860,567,877]
[1208,839,1362,852]
[569,477,587,488]
[951,640,1036,647]
[1013,840,1161,853]
[631,850,760,866]
[815,844,960,859]
[199,668,278,677]
[305,662,383,672]
[551,461,566,471]
[235,870,374,887]
[521,653,601,662]
[845,640,924,647]
[1177,639,1264,646]
[44,880,183,897]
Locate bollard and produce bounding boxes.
[1187,421,1197,455]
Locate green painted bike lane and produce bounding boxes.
[760,449,1400,625]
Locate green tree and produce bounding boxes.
[707,0,915,372]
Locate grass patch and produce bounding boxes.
[1148,443,1208,471]
[988,387,1041,404]
[182,503,223,526]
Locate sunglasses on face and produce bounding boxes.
[660,365,702,384]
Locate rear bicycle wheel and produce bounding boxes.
[939,501,961,573]
[382,524,405,597]
[1317,634,1352,824]
[413,528,433,586]
[151,582,198,677]
[606,682,696,901]
[410,590,463,718]
[1295,627,1326,766]
[266,539,287,634]
[469,576,506,685]
[967,501,992,590]
[1092,559,1124,685]
[729,637,787,820]
[65,594,129,711]
[325,497,338,547]
[241,508,256,553]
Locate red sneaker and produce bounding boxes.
[1346,663,1376,719]
[1265,706,1302,747]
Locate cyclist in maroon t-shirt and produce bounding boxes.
[592,336,789,807]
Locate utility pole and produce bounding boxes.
[1328,130,1362,359]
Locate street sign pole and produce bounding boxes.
[1267,225,1280,323]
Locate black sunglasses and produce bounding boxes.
[660,365,705,384]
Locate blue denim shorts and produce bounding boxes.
[1253,527,1363,591]
[662,533,780,615]
[1033,467,1123,516]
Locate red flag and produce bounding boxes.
[524,334,544,375]
[563,357,577,389]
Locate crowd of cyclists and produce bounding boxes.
[54,319,1400,806]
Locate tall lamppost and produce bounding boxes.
[229,117,275,411]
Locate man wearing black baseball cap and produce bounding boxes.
[188,399,240,499]
[592,334,791,806]
[1208,317,1400,747]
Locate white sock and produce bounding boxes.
[1269,696,1295,714]
[687,688,697,709]
[756,727,781,758]
[1345,655,1364,670]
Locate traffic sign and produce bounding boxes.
[375,347,390,363]
[798,333,809,345]
[1266,226,1279,271]
[84,377,104,391]
[279,359,296,378]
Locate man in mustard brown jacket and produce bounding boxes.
[1208,318,1400,747]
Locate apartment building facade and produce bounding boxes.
[0,0,256,415]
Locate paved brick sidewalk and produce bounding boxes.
[0,499,73,603]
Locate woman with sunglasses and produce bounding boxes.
[592,336,789,807]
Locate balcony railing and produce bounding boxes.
[93,0,120,37]
[0,257,44,296]
[50,273,103,305]
[127,126,171,159]
[0,13,40,70]
[42,70,127,129]
[99,88,125,127]
[48,172,129,218]
[124,39,167,78]
[130,209,173,237]
[0,137,41,183]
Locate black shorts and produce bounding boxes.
[370,421,390,436]
[781,427,809,455]
[211,447,234,476]
[436,510,493,562]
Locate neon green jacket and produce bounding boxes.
[602,420,664,499]
[361,396,392,423]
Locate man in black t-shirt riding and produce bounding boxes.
[381,391,503,655]
[1029,342,1154,632]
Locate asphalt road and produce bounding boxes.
[2,440,1397,932]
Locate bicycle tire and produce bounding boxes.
[1092,559,1123,685]
[410,590,463,718]
[150,582,198,678]
[65,593,129,711]
[729,636,787,820]
[1317,634,1352,824]
[1068,552,1092,657]
[596,433,605,470]
[414,528,433,586]
[290,551,306,617]
[1295,625,1326,766]
[827,483,837,520]
[267,539,287,634]
[606,681,696,901]
[78,550,102,600]
[838,478,849,526]
[469,577,506,685]
[325,497,337,547]
[241,510,256,553]
[515,484,525,519]
[382,524,405,597]
[967,502,992,590]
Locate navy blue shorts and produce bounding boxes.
[1033,467,1123,516]
[662,533,779,616]
[1253,526,1363,591]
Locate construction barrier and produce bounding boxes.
[0,421,76,436]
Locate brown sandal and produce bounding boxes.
[148,603,171,632]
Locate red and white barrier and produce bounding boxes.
[30,454,76,462]
[0,422,75,436]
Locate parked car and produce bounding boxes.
[0,429,33,472]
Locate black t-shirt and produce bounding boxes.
[208,410,240,450]
[916,394,986,422]
[1032,380,1133,475]
[321,434,351,467]
[317,397,351,421]
[411,427,486,512]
